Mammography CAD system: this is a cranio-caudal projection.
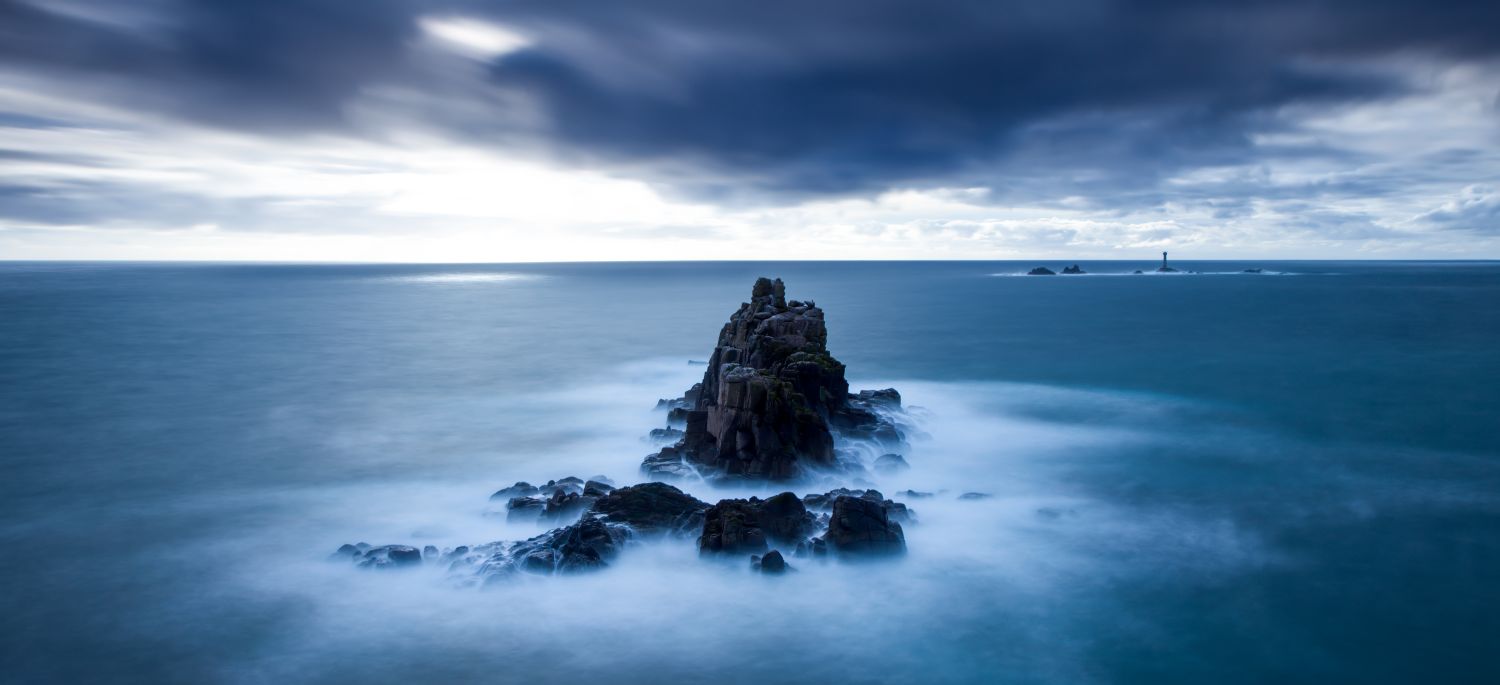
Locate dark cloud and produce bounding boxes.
[1,0,1497,200]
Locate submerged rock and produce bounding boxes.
[873,453,910,474]
[958,492,993,501]
[641,278,905,482]
[825,496,906,556]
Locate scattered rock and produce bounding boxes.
[958,492,993,501]
[898,489,934,499]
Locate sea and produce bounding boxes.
[1,260,1497,684]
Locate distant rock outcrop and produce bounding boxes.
[1061,264,1086,275]
[642,278,905,482]
[1027,267,1056,275]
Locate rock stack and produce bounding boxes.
[643,277,903,482]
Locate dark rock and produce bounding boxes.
[490,481,539,501]
[506,496,546,523]
[422,545,439,560]
[588,482,710,536]
[1061,264,1086,275]
[640,448,695,480]
[825,496,905,556]
[588,475,615,486]
[1027,267,1056,275]
[503,516,630,576]
[855,388,902,407]
[804,488,913,523]
[698,500,766,555]
[1243,268,1263,273]
[583,479,616,497]
[332,543,360,559]
[958,492,993,500]
[647,427,684,443]
[641,278,904,482]
[1133,270,1144,274]
[699,492,819,555]
[539,479,583,496]
[355,544,424,569]
[539,490,595,525]
[898,489,934,498]
[873,453,909,474]
[758,549,788,573]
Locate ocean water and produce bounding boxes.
[1,260,1497,684]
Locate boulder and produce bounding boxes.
[825,496,906,556]
[756,549,789,574]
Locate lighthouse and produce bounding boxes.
[1156,250,1178,273]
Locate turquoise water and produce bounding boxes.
[1,261,1497,683]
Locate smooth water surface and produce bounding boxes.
[2,261,1497,684]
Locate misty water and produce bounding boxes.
[2,261,1498,684]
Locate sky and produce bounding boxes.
[1,0,1498,261]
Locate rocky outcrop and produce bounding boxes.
[1061,264,1086,275]
[1027,267,1056,275]
[825,495,906,556]
[698,492,820,556]
[642,278,905,482]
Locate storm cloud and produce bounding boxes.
[0,0,1497,257]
